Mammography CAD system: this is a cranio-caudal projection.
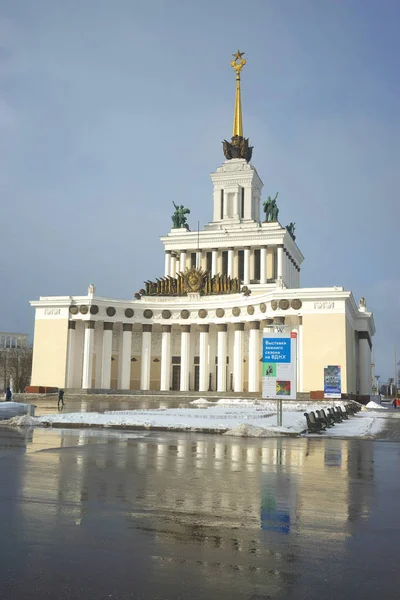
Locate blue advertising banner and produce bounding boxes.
[324,365,341,398]
[262,338,291,363]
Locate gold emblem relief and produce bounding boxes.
[184,268,205,293]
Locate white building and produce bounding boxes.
[29,53,374,399]
[0,332,29,350]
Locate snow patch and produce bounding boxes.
[366,400,387,410]
[190,398,212,405]
[5,415,39,427]
[223,424,275,437]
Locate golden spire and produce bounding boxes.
[231,50,246,137]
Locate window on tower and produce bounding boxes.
[238,250,244,282]
[222,251,228,274]
[254,248,260,281]
[241,187,245,219]
[220,189,224,219]
[206,252,212,272]
[190,252,196,268]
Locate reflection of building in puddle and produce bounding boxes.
[296,438,374,540]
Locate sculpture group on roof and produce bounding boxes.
[171,201,190,229]
[263,192,279,222]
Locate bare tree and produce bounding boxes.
[0,347,33,392]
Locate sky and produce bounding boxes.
[0,0,399,381]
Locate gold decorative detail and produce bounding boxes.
[271,300,278,311]
[232,307,241,317]
[162,310,171,319]
[247,305,255,315]
[216,308,225,318]
[231,50,246,137]
[79,305,88,314]
[198,309,208,318]
[143,309,153,319]
[125,308,134,318]
[259,303,266,313]
[143,267,241,297]
[181,309,190,319]
[69,305,78,315]
[184,268,205,293]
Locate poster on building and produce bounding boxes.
[262,331,297,400]
[324,365,341,398]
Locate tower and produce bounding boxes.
[207,50,263,228]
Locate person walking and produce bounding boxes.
[58,389,65,409]
[5,387,12,402]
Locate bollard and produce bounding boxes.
[27,404,36,417]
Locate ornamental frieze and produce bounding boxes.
[140,267,245,297]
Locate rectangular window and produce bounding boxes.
[172,356,181,365]
[206,252,212,272]
[222,251,228,275]
[190,252,196,268]
[254,248,260,281]
[241,187,245,219]
[238,250,244,281]
[273,250,277,280]
[220,189,224,219]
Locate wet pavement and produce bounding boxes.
[0,427,400,599]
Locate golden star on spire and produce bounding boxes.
[232,50,245,61]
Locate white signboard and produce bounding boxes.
[262,331,297,400]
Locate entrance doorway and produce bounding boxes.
[172,365,181,391]
[194,365,200,391]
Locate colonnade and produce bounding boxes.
[65,320,264,393]
[164,246,300,288]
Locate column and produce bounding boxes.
[119,323,133,390]
[164,250,171,277]
[100,322,113,389]
[359,333,372,396]
[199,324,209,392]
[160,325,172,391]
[284,253,289,287]
[228,247,234,278]
[179,250,187,272]
[217,324,228,392]
[233,323,244,392]
[171,254,177,277]
[196,250,202,269]
[244,247,250,285]
[65,321,76,388]
[260,246,267,284]
[248,321,260,392]
[211,249,218,276]
[298,317,303,393]
[277,245,283,280]
[82,320,95,389]
[180,325,191,391]
[140,324,152,391]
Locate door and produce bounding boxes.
[172,365,181,391]
[194,366,200,391]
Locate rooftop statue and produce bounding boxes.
[286,222,296,240]
[262,192,279,222]
[172,201,190,229]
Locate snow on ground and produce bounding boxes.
[365,400,387,410]
[2,399,392,438]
